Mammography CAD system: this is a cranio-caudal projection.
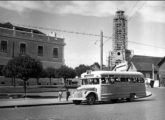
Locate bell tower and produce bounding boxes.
[111,10,128,66]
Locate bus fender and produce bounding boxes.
[85,92,98,100]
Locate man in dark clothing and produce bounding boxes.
[66,89,70,101]
[150,79,154,88]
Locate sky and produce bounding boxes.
[0,1,165,68]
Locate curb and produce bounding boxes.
[0,98,73,108]
[0,101,73,108]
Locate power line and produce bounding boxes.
[17,23,165,50]
[126,1,139,18]
[13,23,112,39]
[128,1,146,21]
[128,40,165,50]
[1,21,165,50]
[94,36,112,46]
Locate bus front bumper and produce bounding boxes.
[70,97,86,101]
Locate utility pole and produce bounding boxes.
[12,42,15,58]
[152,64,154,80]
[12,26,16,87]
[12,26,15,58]
[108,51,111,70]
[100,31,103,70]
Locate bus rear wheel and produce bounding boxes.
[111,99,118,103]
[87,94,96,105]
[73,100,81,105]
[127,93,135,102]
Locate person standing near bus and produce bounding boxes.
[150,79,154,88]
[66,89,70,101]
[58,90,63,101]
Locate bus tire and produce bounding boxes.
[87,94,96,105]
[127,93,135,102]
[111,99,118,103]
[73,100,81,105]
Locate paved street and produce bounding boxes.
[0,87,165,120]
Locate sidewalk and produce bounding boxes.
[0,98,72,108]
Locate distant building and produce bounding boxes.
[158,57,165,86]
[0,22,65,73]
[128,55,162,80]
[113,55,162,80]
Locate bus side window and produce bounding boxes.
[137,77,141,83]
[121,77,128,82]
[130,77,134,83]
[109,77,115,84]
[140,78,144,83]
[93,78,99,84]
[82,79,88,85]
[121,77,124,82]
[115,77,121,82]
[101,78,106,84]
[88,79,92,84]
[82,79,84,85]
[105,78,110,84]
[128,78,131,82]
[133,77,137,83]
[82,80,84,85]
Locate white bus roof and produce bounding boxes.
[81,71,143,78]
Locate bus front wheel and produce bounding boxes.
[87,94,96,105]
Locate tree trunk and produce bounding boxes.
[36,78,39,85]
[23,80,27,98]
[13,76,16,87]
[64,78,66,89]
[49,77,52,85]
[11,77,13,86]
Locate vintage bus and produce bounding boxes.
[70,71,152,105]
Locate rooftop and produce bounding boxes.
[0,22,44,35]
[131,55,163,72]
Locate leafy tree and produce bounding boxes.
[57,65,76,87]
[2,59,17,87]
[3,55,43,97]
[31,59,43,85]
[91,62,100,71]
[75,64,91,77]
[0,65,4,76]
[45,67,57,85]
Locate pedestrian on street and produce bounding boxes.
[150,79,154,88]
[66,89,70,101]
[58,90,63,101]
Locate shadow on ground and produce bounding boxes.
[80,98,155,106]
[0,93,58,99]
[26,95,58,99]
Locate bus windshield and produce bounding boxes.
[82,78,100,85]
